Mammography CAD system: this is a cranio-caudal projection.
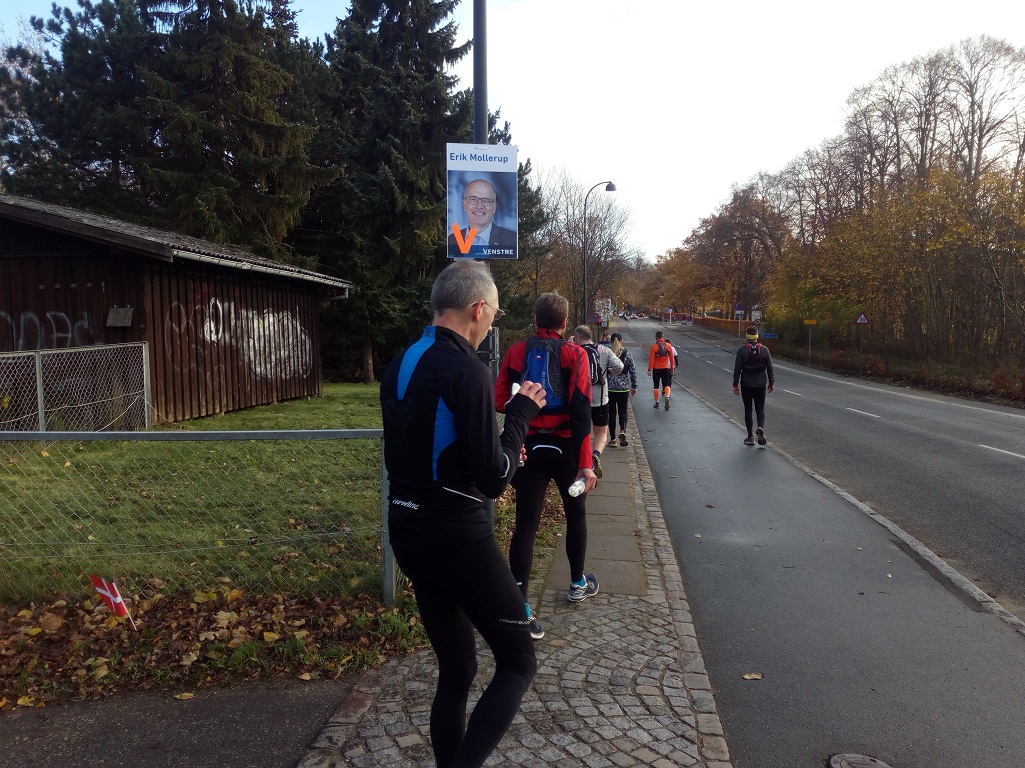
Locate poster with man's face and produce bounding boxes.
[446,143,518,259]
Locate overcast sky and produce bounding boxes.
[3,0,1024,259]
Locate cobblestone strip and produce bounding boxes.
[297,417,733,768]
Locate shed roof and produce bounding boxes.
[0,194,351,294]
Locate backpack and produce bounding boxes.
[655,341,669,357]
[743,343,765,372]
[521,337,568,413]
[583,343,603,386]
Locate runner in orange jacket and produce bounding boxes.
[646,330,676,410]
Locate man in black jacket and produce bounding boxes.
[381,260,545,768]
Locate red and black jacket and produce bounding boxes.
[496,328,594,470]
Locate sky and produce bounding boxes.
[2,0,1024,260]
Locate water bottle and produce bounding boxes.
[568,478,587,497]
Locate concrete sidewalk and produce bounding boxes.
[298,410,734,768]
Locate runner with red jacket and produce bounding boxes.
[496,292,600,640]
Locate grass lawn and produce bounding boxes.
[1,382,562,709]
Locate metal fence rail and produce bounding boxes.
[0,430,395,606]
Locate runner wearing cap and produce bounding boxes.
[732,326,775,446]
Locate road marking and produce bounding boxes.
[782,389,802,396]
[979,444,1025,460]
[772,363,1025,421]
[846,408,880,418]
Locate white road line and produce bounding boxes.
[773,363,1025,421]
[979,444,1025,460]
[782,389,802,396]
[846,408,880,418]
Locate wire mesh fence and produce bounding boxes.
[0,343,150,432]
[0,430,390,606]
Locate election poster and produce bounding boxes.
[446,143,518,259]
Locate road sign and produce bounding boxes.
[760,333,779,339]
[803,319,817,325]
[736,303,744,311]
[856,313,869,325]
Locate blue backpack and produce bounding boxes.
[521,337,568,413]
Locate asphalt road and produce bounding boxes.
[614,319,1025,768]
[664,324,1025,620]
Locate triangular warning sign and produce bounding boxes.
[855,313,869,325]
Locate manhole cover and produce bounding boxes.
[829,756,894,768]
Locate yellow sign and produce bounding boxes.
[803,319,817,325]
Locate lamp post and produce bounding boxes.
[581,180,616,325]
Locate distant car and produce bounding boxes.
[619,312,627,319]
[637,313,646,318]
[629,313,637,319]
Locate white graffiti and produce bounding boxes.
[0,310,94,351]
[164,297,312,381]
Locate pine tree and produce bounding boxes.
[0,0,334,260]
[138,0,335,258]
[300,0,471,381]
[0,1,155,212]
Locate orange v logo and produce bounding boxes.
[451,224,478,255]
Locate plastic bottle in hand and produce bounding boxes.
[568,478,586,497]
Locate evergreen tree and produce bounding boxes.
[300,0,471,382]
[0,0,333,260]
[138,0,335,258]
[0,1,155,212]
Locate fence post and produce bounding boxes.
[34,351,46,431]
[141,342,154,429]
[381,439,396,606]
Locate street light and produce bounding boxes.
[581,180,616,324]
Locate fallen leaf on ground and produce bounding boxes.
[742,672,763,680]
[39,614,63,632]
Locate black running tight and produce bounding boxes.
[510,435,588,591]
[390,513,536,768]
[607,390,629,435]
[741,385,767,436]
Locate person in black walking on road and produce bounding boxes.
[381,261,546,768]
[733,325,775,446]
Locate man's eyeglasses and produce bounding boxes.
[481,300,505,321]
[464,196,496,208]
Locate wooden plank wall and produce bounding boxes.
[144,260,322,423]
[0,221,324,424]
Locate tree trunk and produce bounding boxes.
[362,334,375,383]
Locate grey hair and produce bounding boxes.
[534,292,568,330]
[431,260,496,313]
[573,325,593,342]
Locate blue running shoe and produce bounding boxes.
[567,573,599,602]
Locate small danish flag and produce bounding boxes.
[89,575,136,629]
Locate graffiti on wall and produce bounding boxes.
[0,310,95,351]
[164,297,313,381]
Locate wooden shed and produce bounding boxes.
[0,194,351,424]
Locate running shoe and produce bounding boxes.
[756,427,766,446]
[744,436,756,446]
[619,433,628,447]
[567,573,599,602]
[528,616,545,640]
[664,396,670,410]
[592,452,602,479]
[653,401,660,408]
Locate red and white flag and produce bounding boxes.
[89,575,136,629]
